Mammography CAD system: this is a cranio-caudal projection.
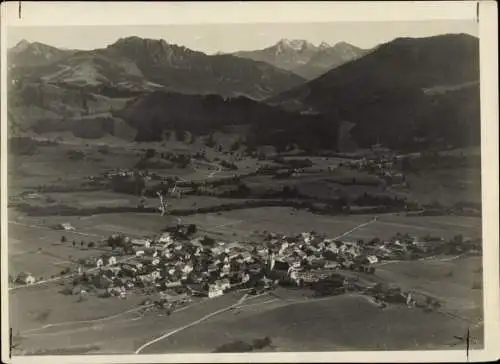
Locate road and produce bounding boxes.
[134,293,249,354]
[332,216,378,240]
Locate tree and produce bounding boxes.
[231,139,241,152]
[72,241,76,247]
[175,129,185,143]
[88,242,95,248]
[145,148,156,159]
[205,133,216,148]
[61,236,67,243]
[187,224,197,235]
[81,241,84,247]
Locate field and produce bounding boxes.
[140,289,478,353]
[7,137,484,355]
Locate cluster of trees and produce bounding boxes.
[219,160,238,170]
[66,150,85,161]
[141,148,191,169]
[60,235,97,249]
[110,174,146,195]
[354,192,407,207]
[9,137,39,156]
[213,337,273,353]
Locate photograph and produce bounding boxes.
[1,1,498,363]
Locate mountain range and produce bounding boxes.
[233,39,367,79]
[8,33,480,152]
[8,37,305,101]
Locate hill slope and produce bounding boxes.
[115,91,340,151]
[268,34,480,150]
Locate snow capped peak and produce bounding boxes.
[11,39,31,53]
[277,39,313,51]
[16,39,30,47]
[318,41,331,49]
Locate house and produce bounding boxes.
[105,266,121,275]
[135,250,145,257]
[208,284,224,298]
[165,280,182,288]
[96,258,104,268]
[58,222,75,231]
[139,256,160,266]
[138,274,154,284]
[182,263,194,275]
[150,270,162,281]
[240,251,253,262]
[157,232,174,246]
[132,238,151,248]
[122,265,138,277]
[365,255,379,264]
[130,260,144,270]
[16,272,36,285]
[301,232,314,244]
[278,242,289,256]
[325,261,340,270]
[208,278,231,298]
[210,246,223,256]
[106,256,117,266]
[240,272,250,284]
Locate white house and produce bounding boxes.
[96,258,104,268]
[16,272,36,285]
[240,272,250,283]
[135,250,145,257]
[182,264,193,275]
[58,222,75,231]
[107,256,117,266]
[208,284,224,298]
[301,232,313,244]
[150,270,161,280]
[157,233,174,246]
[278,242,289,256]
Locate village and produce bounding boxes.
[11,212,481,317]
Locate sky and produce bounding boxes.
[7,21,478,54]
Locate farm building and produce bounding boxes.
[57,222,75,231]
[16,272,36,285]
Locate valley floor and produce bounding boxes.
[7,139,483,355]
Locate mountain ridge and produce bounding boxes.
[233,39,366,79]
[268,33,480,150]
